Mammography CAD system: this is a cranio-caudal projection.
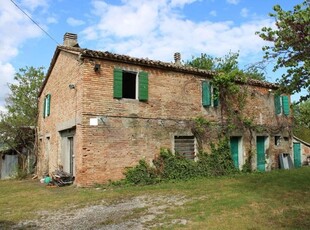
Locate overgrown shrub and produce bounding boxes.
[14,167,28,180]
[124,159,158,185]
[153,148,197,180]
[123,138,238,185]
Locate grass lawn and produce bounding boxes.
[0,167,309,229]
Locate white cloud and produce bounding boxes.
[0,1,46,110]
[240,8,249,18]
[226,0,240,5]
[47,16,58,24]
[209,10,217,17]
[21,0,49,12]
[0,62,15,112]
[67,17,86,27]
[83,1,273,64]
[170,0,199,8]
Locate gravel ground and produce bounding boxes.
[14,195,190,230]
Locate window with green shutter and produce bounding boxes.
[113,68,123,99]
[113,68,149,101]
[274,94,290,116]
[43,94,51,118]
[138,71,148,101]
[274,95,281,115]
[282,95,290,116]
[213,86,219,107]
[202,81,211,107]
[202,81,219,107]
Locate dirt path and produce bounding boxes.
[15,195,189,229]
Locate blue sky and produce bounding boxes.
[0,0,304,111]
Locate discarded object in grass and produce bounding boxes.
[279,153,294,169]
[51,169,74,187]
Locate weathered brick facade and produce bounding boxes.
[37,33,294,186]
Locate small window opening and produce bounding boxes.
[174,136,195,160]
[275,136,281,146]
[122,71,136,99]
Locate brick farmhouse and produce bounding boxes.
[37,33,295,186]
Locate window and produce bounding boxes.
[274,95,290,116]
[113,68,148,101]
[174,136,196,160]
[43,94,51,118]
[202,81,219,107]
[275,136,281,146]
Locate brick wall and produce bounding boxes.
[38,49,293,186]
[37,51,83,176]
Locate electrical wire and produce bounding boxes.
[9,0,60,45]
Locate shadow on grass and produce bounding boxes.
[0,220,16,229]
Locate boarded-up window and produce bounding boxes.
[174,136,195,160]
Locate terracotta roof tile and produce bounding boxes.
[39,45,278,97]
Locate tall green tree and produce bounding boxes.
[0,66,45,174]
[256,0,310,101]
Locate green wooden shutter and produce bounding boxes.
[46,94,51,116]
[274,95,281,115]
[256,136,265,172]
[230,137,239,169]
[282,95,290,116]
[293,143,301,168]
[202,81,211,107]
[138,71,148,101]
[43,97,46,118]
[113,68,123,99]
[213,86,219,107]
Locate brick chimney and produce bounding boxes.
[63,32,79,47]
[174,52,182,66]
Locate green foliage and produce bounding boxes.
[187,53,214,70]
[153,148,198,180]
[14,168,28,180]
[205,139,236,176]
[123,139,237,185]
[186,51,265,81]
[124,160,158,185]
[192,116,210,134]
[0,66,45,175]
[256,0,310,101]
[242,150,253,173]
[293,99,310,142]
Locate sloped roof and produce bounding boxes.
[39,45,279,97]
[293,136,310,147]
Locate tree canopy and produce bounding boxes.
[0,66,45,173]
[293,99,310,142]
[256,0,310,101]
[186,52,266,81]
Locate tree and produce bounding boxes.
[293,99,310,142]
[0,66,45,175]
[186,52,266,80]
[256,0,310,101]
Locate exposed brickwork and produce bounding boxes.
[38,46,293,186]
